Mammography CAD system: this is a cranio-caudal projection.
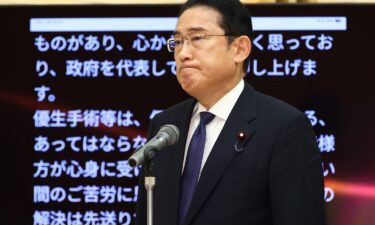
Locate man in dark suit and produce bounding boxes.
[135,0,326,225]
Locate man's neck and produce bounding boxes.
[198,77,243,110]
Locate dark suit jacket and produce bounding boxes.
[135,81,326,225]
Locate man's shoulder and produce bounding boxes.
[250,90,312,135]
[254,90,305,122]
[260,92,300,113]
[242,82,302,119]
[153,98,195,123]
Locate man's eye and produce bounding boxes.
[174,40,183,45]
[191,35,204,42]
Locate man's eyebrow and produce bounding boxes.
[173,27,208,35]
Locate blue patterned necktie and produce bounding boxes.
[178,111,215,225]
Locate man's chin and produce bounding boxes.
[181,84,198,98]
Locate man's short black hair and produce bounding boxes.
[179,0,253,73]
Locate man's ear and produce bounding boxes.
[233,35,251,64]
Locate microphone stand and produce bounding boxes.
[143,149,156,225]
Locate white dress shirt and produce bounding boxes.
[181,79,245,176]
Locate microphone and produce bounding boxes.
[128,124,179,167]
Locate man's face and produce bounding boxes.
[174,6,240,103]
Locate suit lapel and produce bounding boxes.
[183,83,258,225]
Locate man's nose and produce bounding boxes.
[177,40,193,61]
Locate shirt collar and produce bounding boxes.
[192,79,244,121]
